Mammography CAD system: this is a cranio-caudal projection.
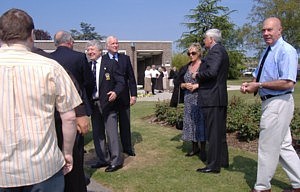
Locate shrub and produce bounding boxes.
[154,97,300,142]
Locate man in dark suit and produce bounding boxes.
[86,40,125,172]
[104,36,138,156]
[50,31,95,191]
[194,28,229,174]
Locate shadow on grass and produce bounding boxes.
[228,155,290,190]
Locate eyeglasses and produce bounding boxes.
[187,52,197,56]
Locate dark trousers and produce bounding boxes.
[118,107,133,152]
[202,107,229,170]
[0,170,64,192]
[64,134,87,192]
[151,78,156,94]
[55,117,87,192]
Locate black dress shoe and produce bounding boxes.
[90,162,109,169]
[196,167,220,174]
[124,150,136,156]
[105,164,123,172]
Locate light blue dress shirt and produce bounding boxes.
[253,37,298,96]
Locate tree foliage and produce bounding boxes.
[34,29,51,40]
[176,0,245,79]
[70,22,104,40]
[241,0,300,54]
[177,0,236,51]
[171,53,190,69]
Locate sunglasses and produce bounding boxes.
[187,51,197,56]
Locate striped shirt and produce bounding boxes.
[0,44,82,187]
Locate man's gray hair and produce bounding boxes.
[105,35,117,45]
[205,29,222,43]
[53,31,73,46]
[86,39,103,50]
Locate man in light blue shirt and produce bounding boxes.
[240,17,300,192]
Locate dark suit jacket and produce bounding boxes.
[96,56,125,114]
[51,46,95,115]
[103,53,137,109]
[196,43,229,107]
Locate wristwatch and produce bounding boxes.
[259,82,263,89]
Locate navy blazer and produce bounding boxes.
[103,53,137,109]
[51,46,95,115]
[96,55,125,114]
[196,43,229,107]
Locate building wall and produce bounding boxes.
[34,40,172,86]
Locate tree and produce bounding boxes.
[34,29,51,40]
[177,0,244,79]
[177,0,235,51]
[70,22,104,40]
[241,0,300,54]
[171,53,190,69]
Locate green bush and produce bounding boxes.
[154,97,300,142]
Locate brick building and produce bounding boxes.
[34,40,172,86]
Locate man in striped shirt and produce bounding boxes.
[0,9,81,191]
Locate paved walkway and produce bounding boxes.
[137,85,240,102]
[86,85,240,191]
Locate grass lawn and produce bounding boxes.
[84,80,300,191]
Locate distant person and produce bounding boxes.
[194,28,229,174]
[51,30,94,192]
[240,17,300,192]
[0,8,80,191]
[162,66,169,91]
[149,65,160,95]
[86,39,125,172]
[144,66,152,94]
[156,67,164,93]
[104,35,138,156]
[168,66,178,92]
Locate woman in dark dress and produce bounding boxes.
[176,43,206,161]
[155,67,164,93]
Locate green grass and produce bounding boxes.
[84,80,300,192]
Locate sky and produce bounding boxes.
[0,0,254,51]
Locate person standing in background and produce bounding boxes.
[162,66,169,92]
[240,17,300,192]
[51,30,94,192]
[103,36,138,156]
[156,66,164,93]
[150,64,160,95]
[86,39,125,172]
[194,28,229,174]
[0,8,80,191]
[144,66,152,94]
[168,66,178,92]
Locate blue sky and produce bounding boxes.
[0,0,254,50]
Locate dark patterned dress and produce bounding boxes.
[181,69,206,142]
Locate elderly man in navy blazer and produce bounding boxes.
[86,40,125,172]
[103,36,138,157]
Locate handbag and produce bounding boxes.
[175,85,183,130]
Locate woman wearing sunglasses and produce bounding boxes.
[175,43,206,162]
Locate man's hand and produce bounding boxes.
[240,82,259,94]
[130,96,137,106]
[63,154,73,175]
[76,116,90,135]
[107,91,117,102]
